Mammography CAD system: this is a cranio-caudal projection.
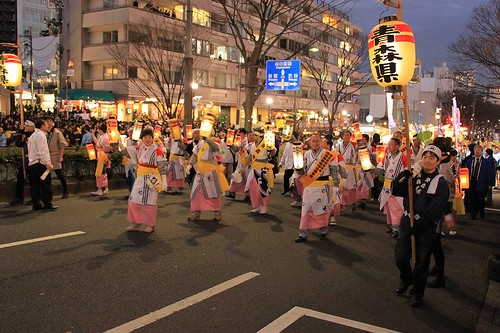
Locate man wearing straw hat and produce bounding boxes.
[392,145,449,307]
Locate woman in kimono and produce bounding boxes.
[335,130,359,212]
[91,123,111,196]
[241,129,276,215]
[188,132,229,221]
[295,134,343,242]
[123,128,167,233]
[163,134,186,194]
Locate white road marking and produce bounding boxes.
[257,306,401,333]
[0,231,86,249]
[485,207,500,212]
[104,272,260,333]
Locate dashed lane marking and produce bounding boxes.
[0,231,86,249]
[257,306,401,333]
[104,272,260,333]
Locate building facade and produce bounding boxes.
[61,0,362,127]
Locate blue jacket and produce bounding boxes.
[466,156,496,193]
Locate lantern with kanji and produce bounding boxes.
[293,142,304,169]
[282,124,292,141]
[359,147,372,171]
[376,144,385,164]
[352,122,362,141]
[154,125,162,138]
[234,134,241,146]
[0,54,22,87]
[186,124,193,139]
[107,119,119,143]
[226,129,235,146]
[264,123,275,150]
[459,168,469,189]
[168,119,181,140]
[200,113,215,137]
[132,122,143,141]
[87,144,96,160]
[368,18,416,87]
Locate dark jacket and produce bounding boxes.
[465,156,496,194]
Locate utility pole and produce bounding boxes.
[183,0,193,131]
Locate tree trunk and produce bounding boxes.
[243,67,259,131]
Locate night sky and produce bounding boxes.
[345,0,483,73]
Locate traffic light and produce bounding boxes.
[0,0,17,44]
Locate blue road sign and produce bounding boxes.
[266,60,300,91]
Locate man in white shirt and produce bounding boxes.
[278,132,297,195]
[28,119,57,211]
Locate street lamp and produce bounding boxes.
[267,98,273,121]
[322,108,328,115]
[341,110,347,116]
[191,82,199,90]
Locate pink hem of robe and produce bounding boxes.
[191,191,221,212]
[330,203,341,216]
[167,171,184,188]
[342,189,358,205]
[96,174,108,188]
[249,176,270,208]
[291,178,304,198]
[357,186,369,200]
[383,195,403,225]
[300,208,330,230]
[127,201,157,226]
[229,178,246,193]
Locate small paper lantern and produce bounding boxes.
[168,119,181,140]
[264,123,275,150]
[352,122,362,141]
[107,119,119,143]
[200,113,215,137]
[226,129,235,145]
[293,143,304,169]
[368,19,416,87]
[376,145,385,164]
[132,122,143,141]
[282,124,292,141]
[359,147,372,171]
[154,125,162,138]
[0,54,22,87]
[87,144,96,160]
[459,168,469,189]
[234,134,241,146]
[186,124,193,139]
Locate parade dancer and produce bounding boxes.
[188,132,229,221]
[227,129,252,200]
[335,130,359,213]
[357,134,375,209]
[123,129,167,233]
[324,138,347,226]
[278,132,297,195]
[164,134,186,194]
[295,135,343,242]
[91,123,111,196]
[241,129,276,214]
[373,138,408,238]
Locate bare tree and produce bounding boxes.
[301,32,368,134]
[108,17,211,122]
[213,0,354,130]
[448,0,500,91]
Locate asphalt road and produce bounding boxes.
[1,174,499,333]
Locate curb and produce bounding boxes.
[475,279,500,332]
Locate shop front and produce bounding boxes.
[58,89,116,118]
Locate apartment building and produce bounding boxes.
[61,0,362,125]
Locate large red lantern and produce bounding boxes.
[368,18,415,87]
[0,54,22,87]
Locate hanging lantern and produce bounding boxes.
[107,119,119,143]
[264,123,275,150]
[233,134,241,146]
[359,147,372,171]
[186,124,193,139]
[368,18,416,87]
[226,129,235,146]
[376,144,385,164]
[132,122,143,141]
[352,122,362,141]
[168,119,181,140]
[87,144,96,160]
[200,113,215,137]
[459,168,469,189]
[282,124,292,141]
[154,125,162,138]
[293,142,304,169]
[0,54,22,87]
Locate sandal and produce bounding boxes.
[188,215,200,221]
[213,214,222,221]
[144,226,155,233]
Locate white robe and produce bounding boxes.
[336,141,358,191]
[190,140,223,200]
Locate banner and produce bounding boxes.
[452,97,460,146]
[387,93,397,129]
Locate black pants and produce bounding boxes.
[431,232,445,277]
[283,168,294,193]
[15,164,31,201]
[30,163,53,207]
[395,217,436,297]
[53,168,68,194]
[468,189,486,217]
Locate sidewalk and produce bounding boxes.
[476,279,500,332]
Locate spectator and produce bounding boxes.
[0,127,7,147]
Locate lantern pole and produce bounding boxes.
[382,0,416,263]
